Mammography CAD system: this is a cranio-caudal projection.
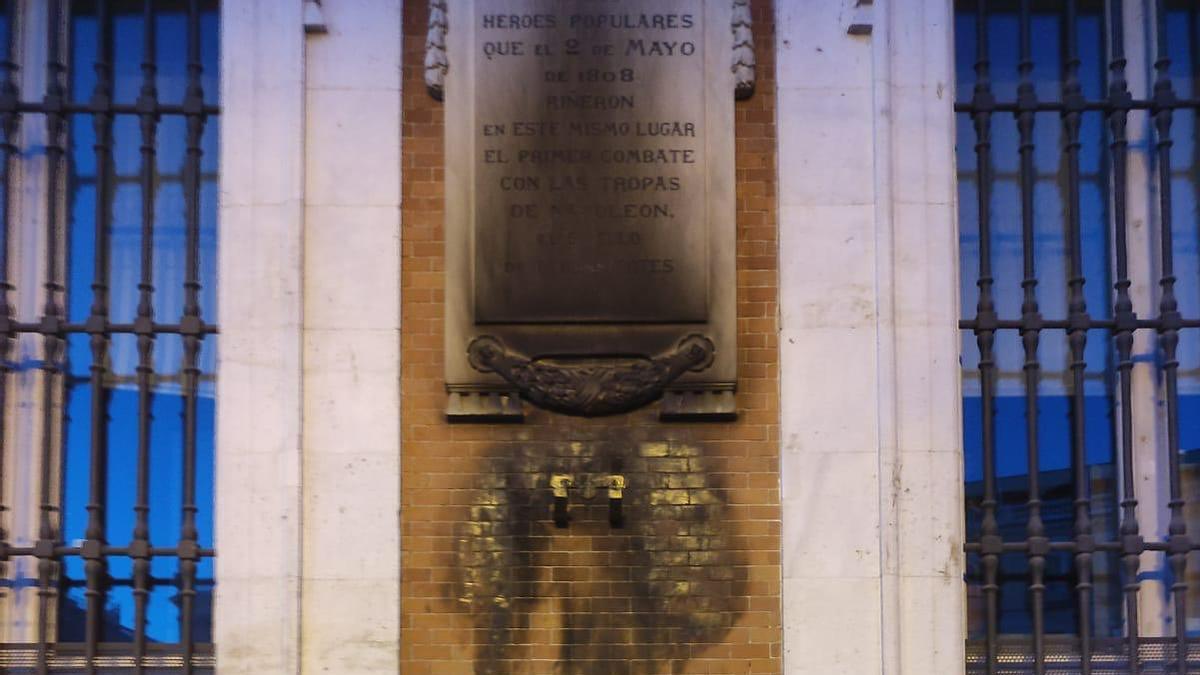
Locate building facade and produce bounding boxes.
[1,0,1197,673]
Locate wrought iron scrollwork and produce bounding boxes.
[467,334,715,417]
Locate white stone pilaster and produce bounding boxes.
[1121,0,1172,638]
[1,0,54,642]
[215,2,306,673]
[778,1,964,673]
[299,0,403,671]
[217,1,404,673]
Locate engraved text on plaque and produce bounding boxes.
[472,1,709,323]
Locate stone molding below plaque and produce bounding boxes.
[444,385,738,422]
[445,387,525,423]
[660,385,737,421]
[443,383,738,421]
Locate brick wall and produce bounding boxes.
[400,2,780,673]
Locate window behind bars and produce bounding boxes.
[0,1,218,673]
[959,0,1200,673]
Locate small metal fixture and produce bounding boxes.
[847,0,873,36]
[303,0,327,34]
[550,474,572,528]
[547,473,626,529]
[606,475,626,528]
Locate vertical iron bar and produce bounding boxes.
[1150,2,1188,672]
[972,3,1001,674]
[36,1,67,672]
[83,1,114,670]
[131,2,158,672]
[0,0,19,599]
[1016,2,1047,672]
[1105,1,1141,671]
[1062,2,1095,672]
[179,1,207,669]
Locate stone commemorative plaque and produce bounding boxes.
[440,0,741,419]
[473,1,708,323]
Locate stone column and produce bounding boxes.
[215,2,306,673]
[217,1,404,673]
[0,0,54,642]
[299,0,403,671]
[1120,0,1172,638]
[777,1,964,672]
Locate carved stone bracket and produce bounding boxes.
[467,335,716,417]
[661,385,737,421]
[424,0,755,101]
[445,387,524,422]
[424,0,448,101]
[732,0,756,100]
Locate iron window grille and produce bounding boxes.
[959,0,1200,673]
[0,1,218,673]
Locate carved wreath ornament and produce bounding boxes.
[467,335,716,417]
[424,1,756,101]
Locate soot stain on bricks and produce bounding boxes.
[454,437,744,674]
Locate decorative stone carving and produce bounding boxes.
[424,0,448,101]
[467,335,715,417]
[732,0,756,100]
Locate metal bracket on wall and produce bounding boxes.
[550,474,573,528]
[549,474,625,529]
[606,474,626,528]
[847,0,874,36]
[303,0,327,34]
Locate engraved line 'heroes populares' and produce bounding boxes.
[480,13,697,31]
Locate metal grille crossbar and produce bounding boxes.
[961,1,1200,674]
[0,1,217,673]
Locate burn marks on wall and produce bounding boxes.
[454,439,743,674]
